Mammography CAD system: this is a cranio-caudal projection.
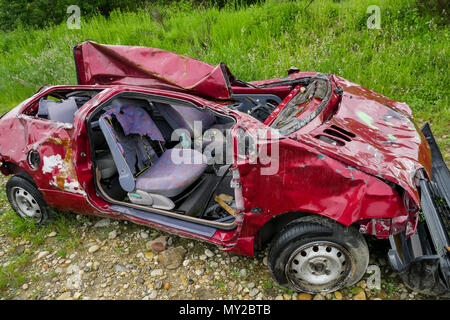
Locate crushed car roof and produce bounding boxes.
[73,41,237,100]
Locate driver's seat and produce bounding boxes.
[99,104,207,209]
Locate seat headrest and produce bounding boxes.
[39,97,79,124]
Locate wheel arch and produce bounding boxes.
[254,211,311,251]
[1,161,36,185]
[254,211,362,252]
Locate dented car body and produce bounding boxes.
[0,41,448,296]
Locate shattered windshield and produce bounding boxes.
[270,73,332,136]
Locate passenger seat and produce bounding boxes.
[99,104,207,209]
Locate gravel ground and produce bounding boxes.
[0,175,447,301]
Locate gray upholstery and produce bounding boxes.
[100,103,208,198]
[39,97,79,124]
[155,103,216,136]
[135,148,207,198]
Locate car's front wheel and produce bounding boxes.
[267,215,369,293]
[6,175,50,225]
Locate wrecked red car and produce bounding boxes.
[0,41,448,296]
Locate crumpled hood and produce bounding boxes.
[73,41,236,99]
[293,75,432,204]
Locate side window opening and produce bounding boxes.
[37,97,79,123]
[27,89,101,124]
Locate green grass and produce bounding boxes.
[0,0,447,156]
[261,278,274,290]
[0,252,30,298]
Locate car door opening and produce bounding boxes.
[88,93,238,230]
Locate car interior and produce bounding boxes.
[87,93,239,225]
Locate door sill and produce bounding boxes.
[95,168,238,231]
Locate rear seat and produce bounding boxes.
[37,97,79,123]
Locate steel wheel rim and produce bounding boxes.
[10,187,42,221]
[285,241,353,292]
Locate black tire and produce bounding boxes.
[6,175,50,225]
[267,215,369,293]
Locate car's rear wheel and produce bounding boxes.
[268,215,369,293]
[6,175,49,225]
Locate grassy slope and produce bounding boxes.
[0,0,448,155]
